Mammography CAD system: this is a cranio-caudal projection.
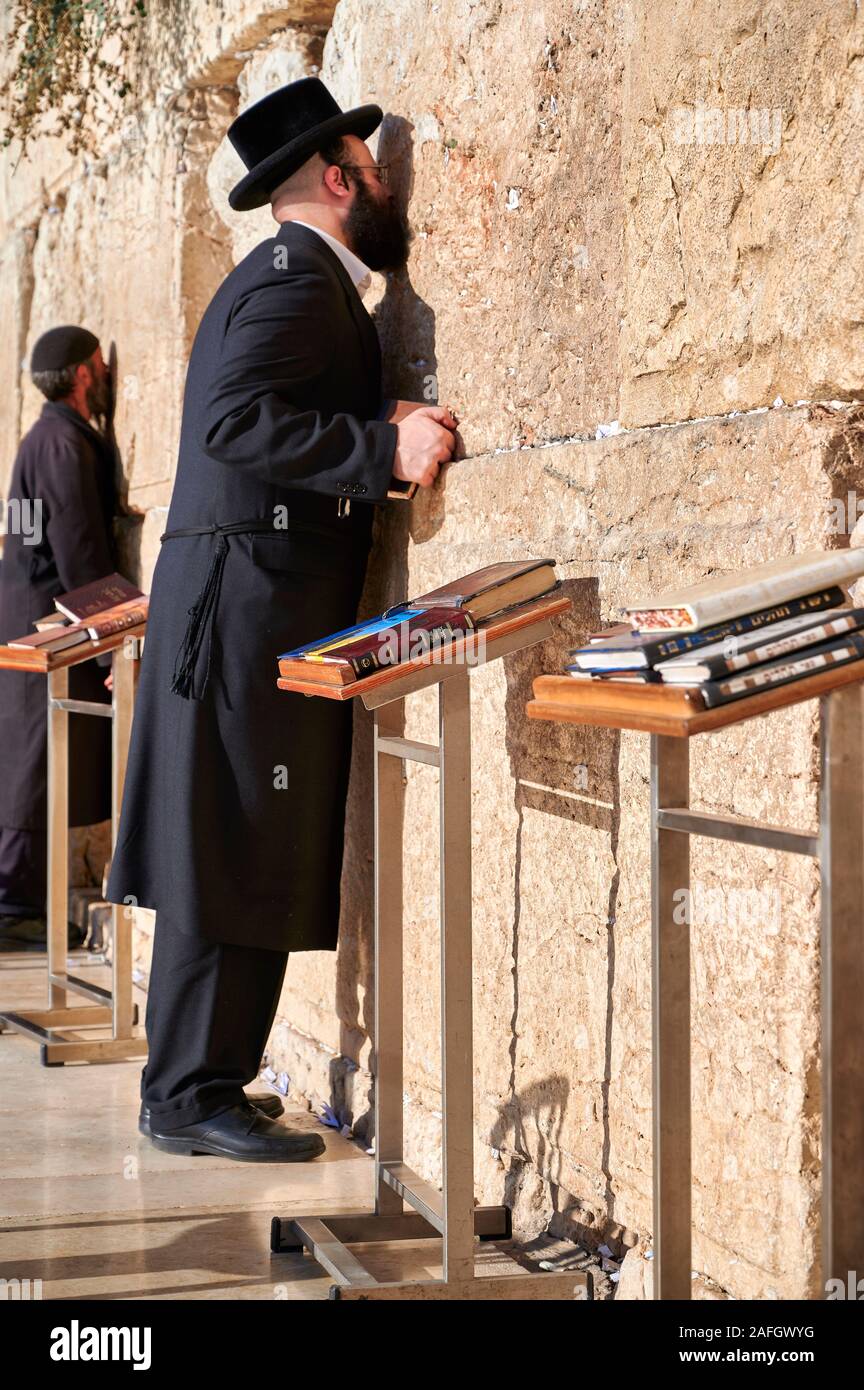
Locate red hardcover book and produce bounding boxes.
[54,572,144,622]
[278,606,475,685]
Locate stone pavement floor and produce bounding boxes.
[0,953,611,1300]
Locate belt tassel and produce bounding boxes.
[170,532,229,701]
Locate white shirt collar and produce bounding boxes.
[288,220,373,300]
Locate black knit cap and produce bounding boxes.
[30,325,99,374]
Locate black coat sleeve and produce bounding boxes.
[42,434,115,593]
[200,270,399,501]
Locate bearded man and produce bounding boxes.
[107,78,456,1161]
[0,326,116,946]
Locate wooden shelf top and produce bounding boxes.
[527,659,864,737]
[276,592,571,701]
[0,623,147,674]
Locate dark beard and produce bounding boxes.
[85,376,110,422]
[344,175,412,272]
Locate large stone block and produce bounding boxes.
[208,31,323,264]
[22,111,183,494]
[334,0,862,455]
[333,0,625,454]
[620,0,864,426]
[10,91,234,541]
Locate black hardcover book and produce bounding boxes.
[569,586,847,670]
[700,632,864,708]
[657,607,864,683]
[564,665,662,683]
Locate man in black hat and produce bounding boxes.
[107,77,457,1161]
[0,326,117,945]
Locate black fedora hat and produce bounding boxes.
[227,76,383,212]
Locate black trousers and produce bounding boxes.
[0,826,47,918]
[141,911,289,1130]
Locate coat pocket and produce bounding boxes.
[250,529,363,580]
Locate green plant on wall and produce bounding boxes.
[1,0,147,158]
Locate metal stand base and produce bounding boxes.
[0,638,147,1065]
[271,619,591,1299]
[272,1205,586,1298]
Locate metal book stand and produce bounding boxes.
[271,594,592,1299]
[527,664,864,1299]
[0,629,148,1064]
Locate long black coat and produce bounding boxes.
[106,221,399,952]
[0,403,116,832]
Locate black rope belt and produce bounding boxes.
[159,518,286,701]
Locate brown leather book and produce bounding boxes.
[387,558,558,622]
[7,626,90,653]
[86,600,149,639]
[54,572,144,621]
[7,597,148,653]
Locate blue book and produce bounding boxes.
[279,603,424,661]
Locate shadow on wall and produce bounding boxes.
[106,338,147,580]
[493,574,623,1227]
[333,114,446,1088]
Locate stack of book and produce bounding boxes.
[566,550,864,708]
[5,572,148,657]
[277,558,560,686]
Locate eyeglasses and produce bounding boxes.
[328,162,391,188]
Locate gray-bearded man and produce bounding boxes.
[0,325,116,947]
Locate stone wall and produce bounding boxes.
[1,0,862,1298]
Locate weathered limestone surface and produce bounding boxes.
[344,0,627,454]
[620,0,864,425]
[336,0,863,453]
[0,228,35,479]
[208,30,325,263]
[1,0,862,1299]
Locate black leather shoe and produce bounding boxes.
[138,1091,283,1137]
[147,1101,326,1162]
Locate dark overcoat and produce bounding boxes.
[106,220,399,952]
[0,402,116,832]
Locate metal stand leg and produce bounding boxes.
[110,638,138,1043]
[439,671,475,1283]
[819,685,864,1291]
[48,666,70,1018]
[271,668,591,1299]
[650,734,691,1300]
[373,694,405,1226]
[0,639,146,1063]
